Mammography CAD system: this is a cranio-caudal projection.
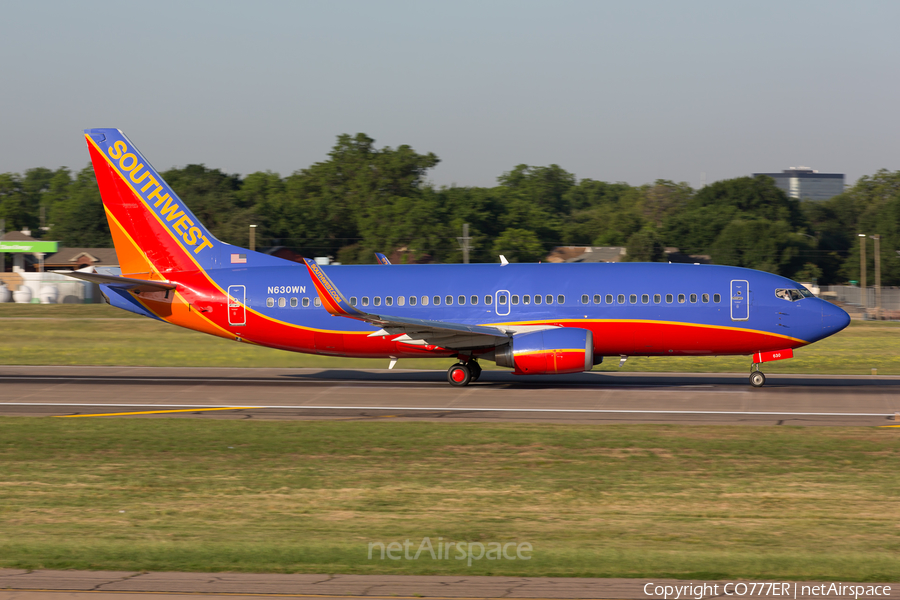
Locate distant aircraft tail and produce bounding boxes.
[84,129,222,278]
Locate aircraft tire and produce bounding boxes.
[447,363,472,387]
[749,371,766,388]
[469,361,482,381]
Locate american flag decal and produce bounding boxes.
[231,253,247,264]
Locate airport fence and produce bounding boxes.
[822,285,900,319]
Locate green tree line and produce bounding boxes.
[2,133,898,284]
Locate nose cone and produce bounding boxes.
[821,300,851,334]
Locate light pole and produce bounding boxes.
[873,234,881,320]
[859,233,866,314]
[456,223,470,264]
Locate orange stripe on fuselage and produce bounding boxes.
[134,288,236,340]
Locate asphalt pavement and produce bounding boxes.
[1,366,898,426]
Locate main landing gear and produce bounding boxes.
[447,358,481,387]
[749,364,766,388]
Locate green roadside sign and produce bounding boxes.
[0,241,59,253]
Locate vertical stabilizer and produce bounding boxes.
[84,129,220,277]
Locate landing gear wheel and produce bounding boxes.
[447,363,472,387]
[749,371,766,388]
[469,361,482,382]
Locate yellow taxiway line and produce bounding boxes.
[55,407,259,418]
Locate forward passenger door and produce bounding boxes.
[730,280,749,321]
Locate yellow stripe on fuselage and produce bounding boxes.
[486,318,809,346]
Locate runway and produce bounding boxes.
[1,366,898,426]
[0,570,897,600]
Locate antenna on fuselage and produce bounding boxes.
[499,255,509,266]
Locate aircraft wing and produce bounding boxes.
[364,314,510,349]
[63,271,177,293]
[302,258,512,349]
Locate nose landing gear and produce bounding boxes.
[749,367,766,388]
[748,349,793,388]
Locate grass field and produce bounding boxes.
[1,304,898,374]
[0,418,897,580]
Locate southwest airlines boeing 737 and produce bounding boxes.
[68,129,851,388]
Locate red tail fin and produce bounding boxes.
[85,129,219,278]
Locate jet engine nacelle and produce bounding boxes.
[495,327,594,375]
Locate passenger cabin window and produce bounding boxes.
[581,294,589,304]
[433,295,441,306]
[606,294,614,304]
[629,294,637,304]
[445,295,453,305]
[593,294,601,304]
[374,297,381,306]
[386,296,394,306]
[642,294,649,304]
[545,294,553,305]
[398,296,405,306]
[666,294,673,303]
[690,293,697,303]
[701,293,709,303]
[278,297,286,308]
[485,295,493,305]
[653,294,661,303]
[617,294,625,304]
[266,297,274,308]
[302,297,310,307]
[678,294,685,303]
[409,296,417,306]
[534,295,542,305]
[290,297,298,307]
[362,296,369,307]
[471,295,479,305]
[458,295,466,305]
[498,294,507,305]
[512,295,519,305]
[350,297,357,306]
[557,294,565,304]
[713,293,721,303]
[421,296,429,306]
[523,295,530,304]
[314,297,321,307]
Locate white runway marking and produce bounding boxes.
[0,402,894,417]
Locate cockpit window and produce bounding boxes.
[775,288,810,302]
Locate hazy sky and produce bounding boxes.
[2,1,898,189]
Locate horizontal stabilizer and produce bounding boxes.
[63,271,176,293]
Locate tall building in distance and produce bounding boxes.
[754,167,844,201]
